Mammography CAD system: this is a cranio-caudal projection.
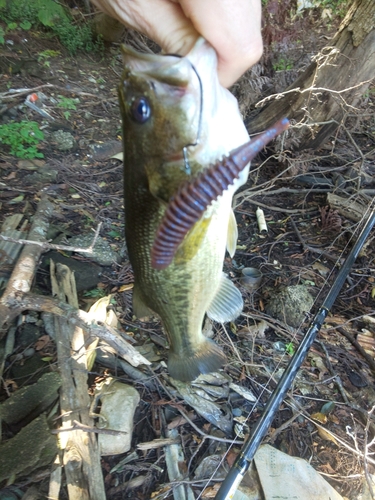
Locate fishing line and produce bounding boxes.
[181,63,203,175]
[165,53,203,175]
[195,198,375,499]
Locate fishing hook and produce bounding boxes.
[165,53,203,175]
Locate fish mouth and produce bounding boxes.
[151,118,290,270]
[121,44,192,85]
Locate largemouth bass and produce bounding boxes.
[119,38,286,381]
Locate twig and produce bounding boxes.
[318,341,351,404]
[52,420,128,436]
[159,380,244,445]
[238,198,316,214]
[0,84,55,101]
[0,222,102,254]
[289,216,343,264]
[334,326,375,374]
[137,437,180,450]
[266,410,304,444]
[255,79,374,108]
[364,406,375,500]
[0,84,109,102]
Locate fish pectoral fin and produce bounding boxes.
[226,208,238,258]
[206,274,243,323]
[132,284,153,319]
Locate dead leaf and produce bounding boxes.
[226,449,239,468]
[35,335,52,351]
[201,484,220,498]
[316,426,338,445]
[119,283,134,292]
[111,152,123,160]
[328,414,340,424]
[312,261,330,277]
[311,412,328,424]
[3,172,17,180]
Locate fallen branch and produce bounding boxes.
[0,292,150,367]
[0,222,102,254]
[52,262,105,500]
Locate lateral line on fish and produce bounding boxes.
[151,118,290,270]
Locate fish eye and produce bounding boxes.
[131,96,151,123]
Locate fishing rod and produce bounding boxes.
[215,208,375,500]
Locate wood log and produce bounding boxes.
[52,262,106,500]
[246,0,375,150]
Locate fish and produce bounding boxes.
[119,38,288,382]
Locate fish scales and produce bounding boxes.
[120,38,251,382]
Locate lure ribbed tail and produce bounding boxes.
[151,118,289,270]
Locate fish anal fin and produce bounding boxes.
[133,283,153,319]
[168,339,226,382]
[206,274,243,323]
[226,208,238,258]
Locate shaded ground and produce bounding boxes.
[1,13,375,500]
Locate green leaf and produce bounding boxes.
[9,195,25,204]
[36,0,70,27]
[20,21,32,30]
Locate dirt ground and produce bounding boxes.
[1,12,375,500]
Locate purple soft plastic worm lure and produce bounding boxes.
[151,117,289,270]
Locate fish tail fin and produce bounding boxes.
[168,339,226,382]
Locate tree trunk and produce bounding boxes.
[247,0,375,150]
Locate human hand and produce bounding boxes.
[90,0,263,87]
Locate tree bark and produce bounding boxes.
[247,0,375,150]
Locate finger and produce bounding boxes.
[91,0,199,55]
[179,0,263,86]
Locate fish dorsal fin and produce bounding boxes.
[226,208,238,258]
[206,274,243,323]
[133,283,153,319]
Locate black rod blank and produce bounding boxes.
[215,208,375,500]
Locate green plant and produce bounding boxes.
[57,96,79,110]
[285,342,295,356]
[0,121,44,158]
[0,0,69,28]
[20,20,32,30]
[83,288,107,299]
[107,229,122,239]
[37,49,60,67]
[57,95,79,120]
[53,20,103,55]
[0,0,103,55]
[0,26,4,44]
[273,57,293,71]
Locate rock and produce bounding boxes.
[94,379,140,456]
[50,129,76,151]
[266,285,314,328]
[23,166,58,185]
[41,251,103,291]
[68,234,120,266]
[89,140,122,160]
[0,372,61,425]
[0,415,57,482]
[16,323,40,347]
